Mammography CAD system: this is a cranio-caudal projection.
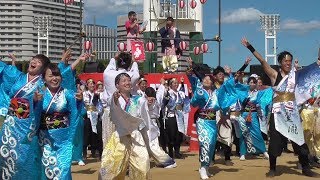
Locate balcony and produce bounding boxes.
[159,2,194,19]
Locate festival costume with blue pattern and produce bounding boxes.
[188,75,220,167]
[57,62,85,162]
[38,87,78,180]
[0,63,43,179]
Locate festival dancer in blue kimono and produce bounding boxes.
[36,63,80,180]
[187,61,231,180]
[58,50,90,166]
[230,76,272,161]
[0,54,50,179]
[242,37,319,177]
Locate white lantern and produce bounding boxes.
[117,42,127,52]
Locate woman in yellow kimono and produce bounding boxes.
[100,73,151,180]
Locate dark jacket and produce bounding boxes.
[159,26,182,55]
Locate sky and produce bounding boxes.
[83,0,320,71]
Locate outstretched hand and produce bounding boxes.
[241,37,250,47]
[62,49,72,62]
[224,65,232,75]
[187,57,193,66]
[78,53,91,62]
[245,57,252,65]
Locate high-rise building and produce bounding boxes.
[83,24,116,61]
[0,0,82,62]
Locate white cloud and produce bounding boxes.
[220,7,264,24]
[282,19,320,33]
[84,0,143,15]
[224,45,238,53]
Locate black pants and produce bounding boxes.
[83,116,103,158]
[158,110,167,152]
[165,116,183,155]
[213,142,231,161]
[268,114,310,170]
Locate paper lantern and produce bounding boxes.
[117,42,127,52]
[179,41,187,51]
[200,0,207,4]
[179,0,185,9]
[63,0,74,5]
[146,41,154,52]
[190,0,197,9]
[201,43,209,53]
[84,40,92,50]
[193,47,200,55]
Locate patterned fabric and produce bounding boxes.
[38,87,78,180]
[196,118,217,167]
[100,95,151,179]
[238,112,267,156]
[188,75,221,166]
[301,108,320,159]
[0,71,44,179]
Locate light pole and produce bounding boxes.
[33,16,53,56]
[218,0,221,66]
[260,14,280,65]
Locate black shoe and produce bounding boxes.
[302,168,318,177]
[174,152,184,159]
[168,150,174,158]
[266,170,276,178]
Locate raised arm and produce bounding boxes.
[241,37,277,85]
[237,56,251,72]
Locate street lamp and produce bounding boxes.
[33,16,53,56]
[260,14,280,65]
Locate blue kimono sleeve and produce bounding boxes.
[187,75,201,93]
[58,62,77,91]
[217,78,239,112]
[183,97,191,113]
[256,87,274,117]
[0,62,23,93]
[66,90,79,141]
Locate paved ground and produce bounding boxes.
[72,146,320,180]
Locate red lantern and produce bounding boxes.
[179,41,187,51]
[200,0,207,4]
[146,41,154,52]
[201,43,209,53]
[63,0,74,5]
[194,47,200,55]
[179,0,185,9]
[84,40,92,50]
[117,42,127,52]
[190,0,197,9]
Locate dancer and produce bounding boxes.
[241,37,318,177]
[100,73,150,179]
[137,76,148,96]
[0,54,50,178]
[83,79,102,159]
[162,77,190,159]
[187,61,229,179]
[228,76,272,160]
[144,86,177,168]
[37,63,80,179]
[102,52,140,146]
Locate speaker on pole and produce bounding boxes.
[250,64,279,86]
